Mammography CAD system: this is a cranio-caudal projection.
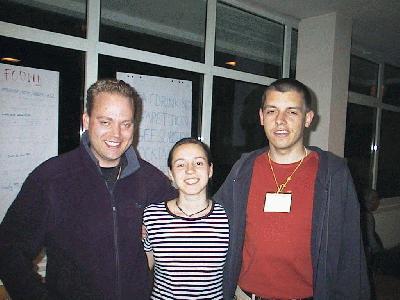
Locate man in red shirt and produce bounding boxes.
[215,78,370,300]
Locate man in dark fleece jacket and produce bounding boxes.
[0,79,177,299]
[215,78,370,300]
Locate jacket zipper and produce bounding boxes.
[110,189,121,299]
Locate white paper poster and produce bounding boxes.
[117,72,192,174]
[0,63,59,222]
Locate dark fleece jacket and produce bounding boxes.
[0,132,177,299]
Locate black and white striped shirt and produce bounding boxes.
[143,201,229,300]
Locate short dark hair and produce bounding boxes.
[86,79,139,118]
[261,78,312,111]
[167,137,212,169]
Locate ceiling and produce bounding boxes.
[247,0,400,66]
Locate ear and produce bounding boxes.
[168,169,174,182]
[208,163,214,179]
[304,110,314,128]
[82,113,90,130]
[168,169,178,189]
[259,108,264,126]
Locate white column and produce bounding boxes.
[85,0,101,94]
[296,12,352,157]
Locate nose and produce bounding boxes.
[275,111,286,125]
[185,163,195,174]
[111,124,121,137]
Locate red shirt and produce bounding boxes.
[238,151,319,298]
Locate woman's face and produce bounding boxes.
[169,143,213,198]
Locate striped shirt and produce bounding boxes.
[143,201,229,300]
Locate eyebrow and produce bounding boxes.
[173,156,206,163]
[263,105,303,110]
[96,116,133,122]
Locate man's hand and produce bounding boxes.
[141,225,148,241]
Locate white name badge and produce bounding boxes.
[264,193,292,213]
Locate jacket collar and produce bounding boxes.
[80,131,140,178]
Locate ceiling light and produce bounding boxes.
[1,57,21,63]
[225,61,237,67]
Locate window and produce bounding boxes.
[377,110,400,197]
[215,2,284,77]
[382,64,400,106]
[349,55,379,97]
[100,0,207,62]
[1,0,298,234]
[290,29,298,78]
[344,103,376,191]
[347,54,400,198]
[0,36,84,154]
[2,1,296,190]
[210,77,266,193]
[98,54,202,137]
[0,0,86,37]
[98,55,202,172]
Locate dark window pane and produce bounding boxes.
[0,0,86,38]
[0,36,84,154]
[289,29,298,78]
[344,103,376,192]
[377,110,400,197]
[215,2,284,77]
[100,0,206,62]
[382,64,400,107]
[349,55,379,97]
[210,77,266,193]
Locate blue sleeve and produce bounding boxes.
[335,165,370,299]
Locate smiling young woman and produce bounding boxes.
[142,138,229,300]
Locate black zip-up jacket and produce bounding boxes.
[214,146,370,300]
[0,132,177,299]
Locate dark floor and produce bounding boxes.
[375,273,400,299]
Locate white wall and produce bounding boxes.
[296,12,352,156]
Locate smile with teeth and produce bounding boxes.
[184,178,200,185]
[274,129,289,135]
[105,140,121,147]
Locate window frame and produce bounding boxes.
[348,54,400,199]
[0,0,298,145]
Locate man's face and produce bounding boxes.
[259,90,314,154]
[83,92,134,167]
